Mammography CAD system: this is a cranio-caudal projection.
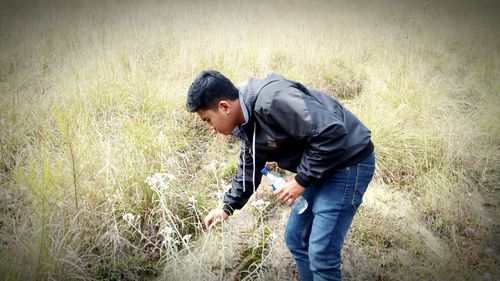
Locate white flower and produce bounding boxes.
[159,226,173,236]
[204,160,218,172]
[123,213,135,224]
[159,226,175,244]
[145,176,155,186]
[182,234,192,242]
[188,196,197,207]
[267,232,278,242]
[251,199,270,210]
[145,172,176,191]
[164,173,176,181]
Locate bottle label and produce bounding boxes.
[271,177,287,190]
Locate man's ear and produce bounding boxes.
[218,101,231,114]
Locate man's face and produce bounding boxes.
[197,102,235,135]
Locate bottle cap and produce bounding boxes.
[260,166,270,175]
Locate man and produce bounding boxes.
[186,70,375,281]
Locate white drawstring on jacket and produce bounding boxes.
[242,123,257,194]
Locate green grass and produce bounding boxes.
[0,0,499,280]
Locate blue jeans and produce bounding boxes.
[285,152,375,281]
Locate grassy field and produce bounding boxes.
[0,0,499,280]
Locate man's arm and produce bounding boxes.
[266,88,348,187]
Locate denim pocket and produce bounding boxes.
[352,163,375,211]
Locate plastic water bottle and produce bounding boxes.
[260,166,308,214]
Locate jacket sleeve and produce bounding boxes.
[265,88,348,187]
[222,140,266,215]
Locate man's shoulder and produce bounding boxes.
[251,73,286,90]
[254,73,303,109]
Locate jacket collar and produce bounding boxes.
[232,79,256,142]
[234,73,285,142]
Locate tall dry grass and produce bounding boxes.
[0,0,498,280]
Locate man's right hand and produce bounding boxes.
[204,209,229,230]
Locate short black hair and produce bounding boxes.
[186,70,239,112]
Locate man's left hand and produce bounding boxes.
[273,176,305,206]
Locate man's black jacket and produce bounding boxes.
[222,73,373,215]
